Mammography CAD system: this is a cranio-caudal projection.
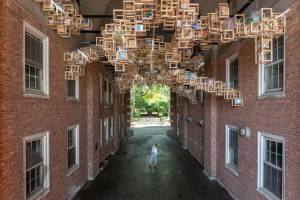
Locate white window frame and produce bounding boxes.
[257,131,285,200]
[225,124,239,175]
[99,119,103,145]
[226,53,239,89]
[99,73,103,103]
[23,131,50,200]
[23,21,49,98]
[67,77,79,100]
[67,125,80,176]
[258,36,286,97]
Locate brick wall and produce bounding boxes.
[0,0,88,199]
[0,0,124,199]
[178,1,300,199]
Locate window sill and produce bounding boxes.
[257,187,282,200]
[27,188,50,200]
[225,164,238,176]
[67,97,79,102]
[24,92,49,99]
[257,92,286,100]
[67,164,80,177]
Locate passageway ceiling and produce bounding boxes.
[77,0,294,44]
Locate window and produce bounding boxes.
[99,119,103,145]
[102,118,109,145]
[24,22,49,96]
[109,82,113,103]
[259,36,284,96]
[258,132,284,200]
[67,78,79,99]
[99,73,103,103]
[226,54,239,89]
[67,125,79,173]
[109,117,113,139]
[225,125,238,173]
[24,132,49,199]
[104,78,108,104]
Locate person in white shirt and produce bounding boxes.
[149,144,158,168]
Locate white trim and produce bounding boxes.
[226,53,238,89]
[225,124,239,175]
[67,124,80,176]
[258,36,286,97]
[257,131,285,200]
[23,21,49,97]
[23,131,50,200]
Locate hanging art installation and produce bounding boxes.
[34,0,288,107]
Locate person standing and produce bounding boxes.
[149,144,158,168]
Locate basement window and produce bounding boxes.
[225,125,238,174]
[67,125,79,174]
[24,132,49,200]
[226,53,239,89]
[258,132,284,200]
[24,21,49,97]
[259,36,285,97]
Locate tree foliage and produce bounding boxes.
[132,84,170,119]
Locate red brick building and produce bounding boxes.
[172,1,300,200]
[0,1,128,199]
[0,0,299,200]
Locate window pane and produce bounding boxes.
[278,36,284,48]
[271,141,276,153]
[229,58,238,89]
[264,163,271,187]
[278,62,284,89]
[266,67,272,90]
[228,128,238,167]
[68,147,76,169]
[265,150,271,162]
[25,32,31,60]
[277,142,282,155]
[68,80,76,97]
[271,167,278,193]
[278,170,282,196]
[26,140,43,169]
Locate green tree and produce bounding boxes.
[132,84,170,120]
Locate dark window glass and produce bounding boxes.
[68,80,76,97]
[229,58,238,89]
[263,138,283,198]
[26,139,44,198]
[265,36,284,93]
[67,129,76,169]
[25,31,43,91]
[228,128,238,168]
